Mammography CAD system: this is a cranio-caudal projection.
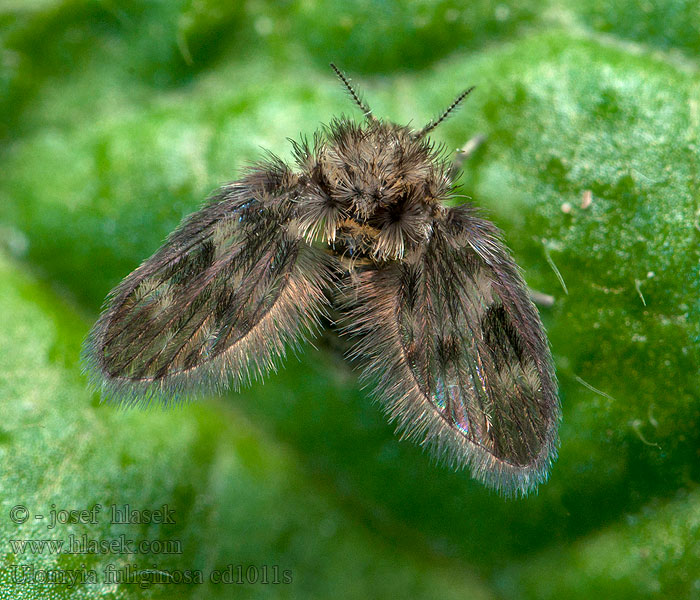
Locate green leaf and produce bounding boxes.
[1,1,699,598]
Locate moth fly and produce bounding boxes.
[83,65,560,496]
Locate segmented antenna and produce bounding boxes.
[416,86,476,138]
[330,63,374,120]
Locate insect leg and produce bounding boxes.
[449,135,486,180]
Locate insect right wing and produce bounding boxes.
[341,204,560,495]
[82,169,335,405]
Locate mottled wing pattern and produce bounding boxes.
[83,180,333,405]
[342,204,560,495]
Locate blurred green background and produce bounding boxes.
[1,1,699,598]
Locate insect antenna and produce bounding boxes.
[416,86,475,138]
[330,63,376,121]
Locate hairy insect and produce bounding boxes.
[83,65,560,496]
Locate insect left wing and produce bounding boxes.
[342,205,560,495]
[83,178,334,405]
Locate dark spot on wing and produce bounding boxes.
[481,304,525,369]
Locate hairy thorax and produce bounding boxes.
[291,119,452,264]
